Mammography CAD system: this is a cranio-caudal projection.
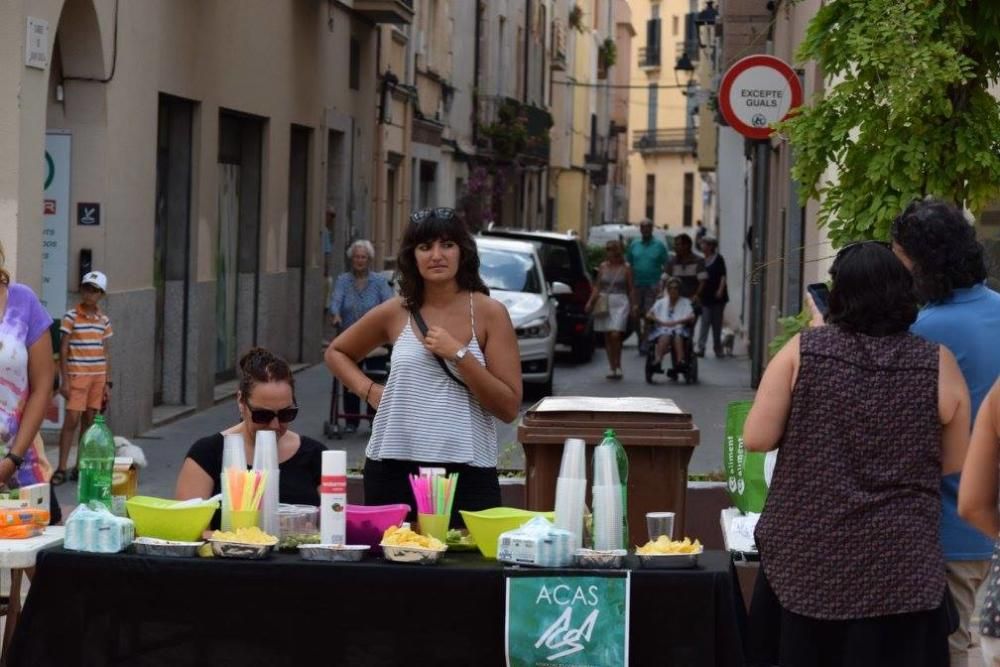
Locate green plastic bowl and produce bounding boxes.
[459,507,555,559]
[126,496,219,542]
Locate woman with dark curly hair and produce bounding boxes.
[744,241,970,666]
[325,208,521,524]
[892,198,1000,665]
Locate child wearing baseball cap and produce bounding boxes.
[53,271,113,485]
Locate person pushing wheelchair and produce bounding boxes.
[646,278,696,381]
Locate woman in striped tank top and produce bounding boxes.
[326,208,522,525]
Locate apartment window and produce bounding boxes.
[349,38,360,91]
[647,84,658,132]
[645,174,656,221]
[645,17,661,67]
[683,173,694,227]
[672,16,679,36]
[651,5,660,19]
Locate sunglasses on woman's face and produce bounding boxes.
[409,207,456,224]
[245,404,299,424]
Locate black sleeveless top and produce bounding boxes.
[755,326,945,620]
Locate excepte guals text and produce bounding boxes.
[741,89,784,108]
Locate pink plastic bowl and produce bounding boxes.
[346,504,411,552]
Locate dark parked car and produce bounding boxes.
[481,227,595,362]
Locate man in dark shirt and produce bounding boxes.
[665,233,707,302]
[697,236,728,358]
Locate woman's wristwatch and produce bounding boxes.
[453,346,469,363]
[4,452,24,469]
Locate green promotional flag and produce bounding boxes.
[724,400,772,513]
[506,574,630,667]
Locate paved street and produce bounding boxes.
[48,336,753,506]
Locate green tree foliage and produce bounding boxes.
[779,0,1000,247]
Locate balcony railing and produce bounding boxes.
[477,95,552,163]
[633,128,697,154]
[353,0,414,24]
[638,46,660,68]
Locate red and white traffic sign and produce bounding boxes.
[718,55,803,140]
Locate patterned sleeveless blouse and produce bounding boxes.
[755,326,945,620]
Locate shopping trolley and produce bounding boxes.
[323,332,391,439]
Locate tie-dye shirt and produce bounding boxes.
[0,283,54,485]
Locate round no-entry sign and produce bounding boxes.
[719,55,803,140]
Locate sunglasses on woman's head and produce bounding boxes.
[246,404,299,424]
[409,207,456,224]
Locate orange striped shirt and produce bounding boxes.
[60,305,113,375]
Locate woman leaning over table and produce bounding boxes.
[175,347,325,519]
[0,242,59,520]
[959,379,1000,666]
[328,239,393,434]
[325,207,521,526]
[743,241,969,667]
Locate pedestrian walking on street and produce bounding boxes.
[696,236,728,358]
[892,198,1000,667]
[328,239,393,433]
[744,241,970,667]
[587,240,634,380]
[626,219,669,355]
[665,233,707,302]
[326,208,522,526]
[53,271,113,486]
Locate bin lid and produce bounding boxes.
[529,396,687,415]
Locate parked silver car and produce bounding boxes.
[475,236,570,400]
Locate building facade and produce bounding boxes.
[0,0,412,436]
[627,0,704,232]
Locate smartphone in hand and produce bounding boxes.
[806,283,831,319]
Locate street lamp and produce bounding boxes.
[674,51,695,87]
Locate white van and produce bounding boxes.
[587,223,672,251]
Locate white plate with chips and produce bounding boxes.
[636,546,703,569]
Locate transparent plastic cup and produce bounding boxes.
[253,431,279,471]
[222,434,247,472]
[593,446,620,487]
[559,438,587,480]
[646,512,675,541]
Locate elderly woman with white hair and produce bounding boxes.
[329,239,392,433]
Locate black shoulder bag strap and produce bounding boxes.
[409,309,468,389]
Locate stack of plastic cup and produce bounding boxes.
[222,433,247,471]
[220,433,247,531]
[592,445,623,550]
[555,438,587,550]
[253,430,281,537]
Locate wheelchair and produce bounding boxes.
[644,314,699,385]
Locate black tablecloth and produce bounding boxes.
[9,548,744,667]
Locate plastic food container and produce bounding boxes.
[380,543,447,565]
[459,507,556,559]
[208,538,276,560]
[299,544,370,562]
[574,548,627,569]
[126,496,218,542]
[636,547,703,569]
[132,537,204,558]
[346,504,410,552]
[277,504,320,550]
[278,504,319,538]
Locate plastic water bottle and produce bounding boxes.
[596,429,629,547]
[78,414,115,509]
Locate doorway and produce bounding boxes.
[154,95,194,405]
[216,111,264,381]
[287,125,311,362]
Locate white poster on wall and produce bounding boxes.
[42,132,70,319]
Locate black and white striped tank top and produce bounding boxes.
[366,294,497,467]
